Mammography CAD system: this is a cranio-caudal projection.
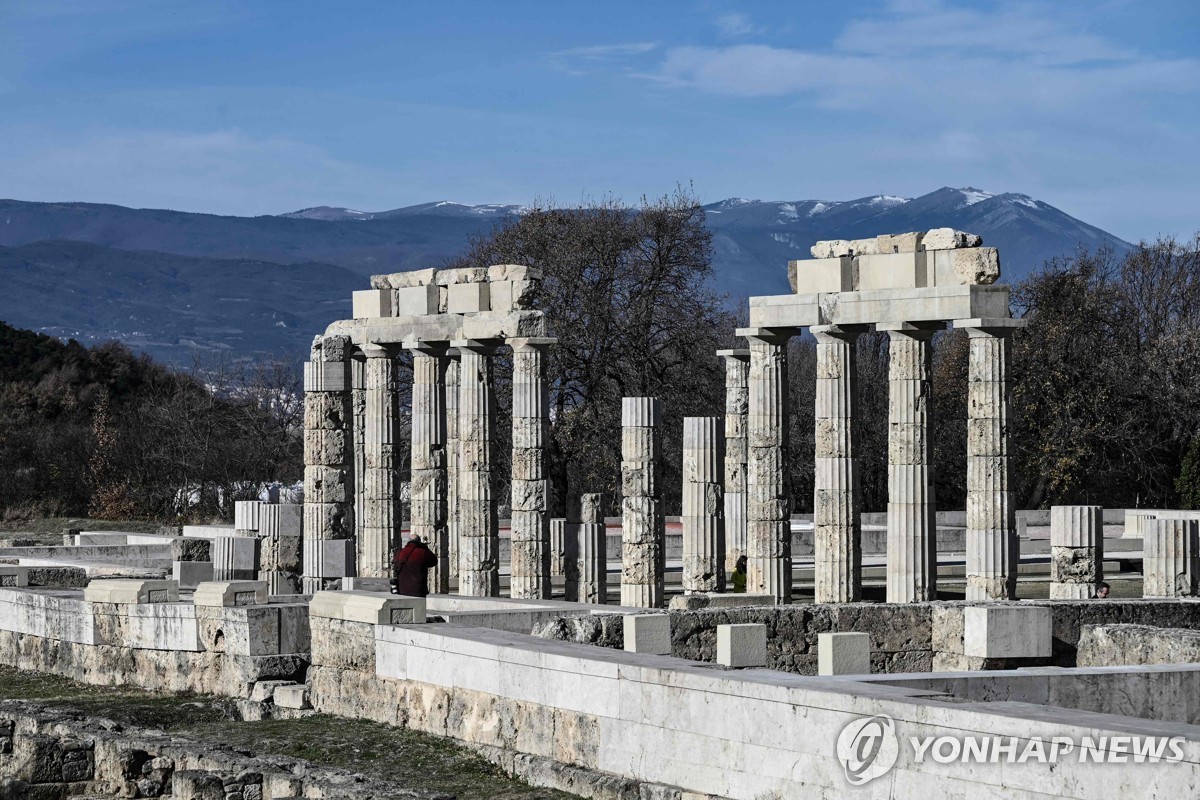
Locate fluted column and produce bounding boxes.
[351,355,366,543]
[717,349,750,573]
[445,352,460,581]
[405,341,449,594]
[576,493,607,604]
[958,320,1023,600]
[454,339,500,596]
[360,343,400,579]
[682,417,726,593]
[301,335,355,593]
[510,337,556,599]
[739,327,795,603]
[883,324,937,603]
[1050,505,1102,599]
[812,325,863,604]
[1144,518,1200,598]
[621,397,663,607]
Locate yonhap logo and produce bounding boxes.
[837,714,899,785]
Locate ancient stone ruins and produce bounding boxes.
[4,230,1200,798]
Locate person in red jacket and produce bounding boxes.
[391,534,439,597]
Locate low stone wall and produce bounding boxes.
[1078,624,1200,668]
[536,600,1200,674]
[0,700,443,799]
[0,587,309,699]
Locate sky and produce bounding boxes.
[1,0,1197,242]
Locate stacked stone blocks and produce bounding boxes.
[1050,505,1103,600]
[1144,518,1200,598]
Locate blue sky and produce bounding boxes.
[1,0,1196,241]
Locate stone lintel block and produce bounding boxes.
[788,256,853,294]
[304,360,350,393]
[0,566,28,588]
[748,285,1009,329]
[622,614,671,655]
[393,284,440,317]
[172,560,213,589]
[621,396,661,428]
[817,632,871,676]
[857,252,931,291]
[716,623,767,668]
[447,282,491,313]
[273,683,312,710]
[83,578,179,604]
[193,580,269,607]
[352,289,393,319]
[963,605,1051,659]
[309,590,427,625]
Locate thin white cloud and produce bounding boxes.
[714,13,763,38]
[553,42,658,60]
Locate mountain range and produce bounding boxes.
[0,187,1132,363]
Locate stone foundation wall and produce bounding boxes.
[0,701,441,799]
[1078,623,1200,668]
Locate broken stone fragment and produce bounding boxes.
[810,239,852,258]
[952,247,1001,285]
[923,228,984,250]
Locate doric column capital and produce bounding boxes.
[810,324,868,344]
[952,317,1027,338]
[716,348,751,363]
[507,336,558,353]
[735,326,799,346]
[450,338,502,356]
[359,342,395,359]
[877,321,944,341]
[401,338,450,357]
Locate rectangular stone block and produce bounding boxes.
[83,579,179,604]
[260,503,304,538]
[788,257,852,294]
[394,283,440,316]
[716,623,767,668]
[172,560,213,589]
[489,280,516,312]
[352,288,393,319]
[305,538,356,579]
[857,252,930,291]
[0,566,28,588]
[963,605,1051,659]
[192,580,269,607]
[273,683,311,710]
[623,614,671,655]
[817,632,871,676]
[447,282,491,313]
[309,590,426,625]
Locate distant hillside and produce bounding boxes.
[0,187,1133,361]
[0,241,358,363]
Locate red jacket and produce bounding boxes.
[392,540,438,597]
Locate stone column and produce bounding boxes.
[351,355,366,543]
[359,343,400,579]
[550,518,567,578]
[739,327,794,603]
[445,352,460,583]
[1144,518,1200,598]
[811,325,862,604]
[576,493,607,604]
[509,337,556,599]
[717,349,750,573]
[682,417,726,593]
[959,319,1023,601]
[621,397,663,608]
[454,339,500,596]
[301,335,355,593]
[405,341,449,594]
[1050,505,1103,599]
[882,324,937,603]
